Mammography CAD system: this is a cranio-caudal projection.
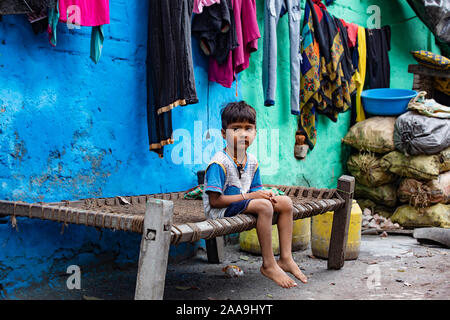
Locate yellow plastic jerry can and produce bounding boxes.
[239,218,311,255]
[311,200,362,260]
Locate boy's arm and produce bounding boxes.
[209,190,275,208]
[208,191,249,208]
[247,164,277,204]
[204,163,239,208]
[206,162,273,208]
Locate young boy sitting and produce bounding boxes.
[202,101,308,289]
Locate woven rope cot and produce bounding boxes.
[0,176,355,300]
[0,184,345,245]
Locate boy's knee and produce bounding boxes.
[254,199,274,216]
[281,195,293,205]
[277,196,293,211]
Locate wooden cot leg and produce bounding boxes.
[327,175,355,270]
[135,198,173,300]
[205,236,224,264]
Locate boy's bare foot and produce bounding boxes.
[277,258,308,284]
[260,264,297,289]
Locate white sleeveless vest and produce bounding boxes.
[203,150,259,219]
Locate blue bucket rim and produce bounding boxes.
[361,88,417,100]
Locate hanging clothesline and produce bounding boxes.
[297,0,391,152]
[0,0,392,158]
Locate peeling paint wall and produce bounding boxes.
[0,1,237,297]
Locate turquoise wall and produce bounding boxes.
[241,0,440,189]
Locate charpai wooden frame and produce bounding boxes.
[0,175,355,300]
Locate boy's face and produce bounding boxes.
[222,121,256,152]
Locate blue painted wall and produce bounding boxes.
[0,0,239,297]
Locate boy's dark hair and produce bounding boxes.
[220,101,256,130]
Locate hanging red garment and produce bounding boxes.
[311,0,326,10]
[208,0,260,88]
[59,0,109,27]
[341,19,359,48]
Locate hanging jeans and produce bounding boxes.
[263,0,302,115]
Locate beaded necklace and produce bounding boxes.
[224,148,247,179]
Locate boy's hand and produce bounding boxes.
[248,190,277,204]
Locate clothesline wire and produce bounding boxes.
[389,15,417,27]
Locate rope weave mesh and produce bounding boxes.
[0,185,346,241]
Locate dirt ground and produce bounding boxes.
[10,233,449,300]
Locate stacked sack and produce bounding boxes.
[343,117,401,225]
[343,113,450,229]
[386,111,450,228]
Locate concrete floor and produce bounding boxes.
[9,234,450,300]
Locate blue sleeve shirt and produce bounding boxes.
[249,166,263,192]
[204,163,226,194]
[204,162,263,195]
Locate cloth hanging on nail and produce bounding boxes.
[47,0,59,46]
[193,0,221,14]
[147,0,199,157]
[262,0,303,115]
[353,26,367,123]
[366,25,391,89]
[340,20,358,48]
[311,0,326,10]
[90,25,104,64]
[57,0,109,63]
[298,0,356,150]
[208,0,261,88]
[58,0,109,27]
[335,17,355,85]
[192,0,238,65]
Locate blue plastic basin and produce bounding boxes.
[361,88,417,116]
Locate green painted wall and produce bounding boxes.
[240,0,440,189]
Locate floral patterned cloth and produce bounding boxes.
[298,0,356,149]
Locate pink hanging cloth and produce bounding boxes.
[311,0,326,10]
[193,0,221,14]
[59,0,110,27]
[341,19,359,48]
[208,0,260,88]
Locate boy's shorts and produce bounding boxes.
[224,199,253,218]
